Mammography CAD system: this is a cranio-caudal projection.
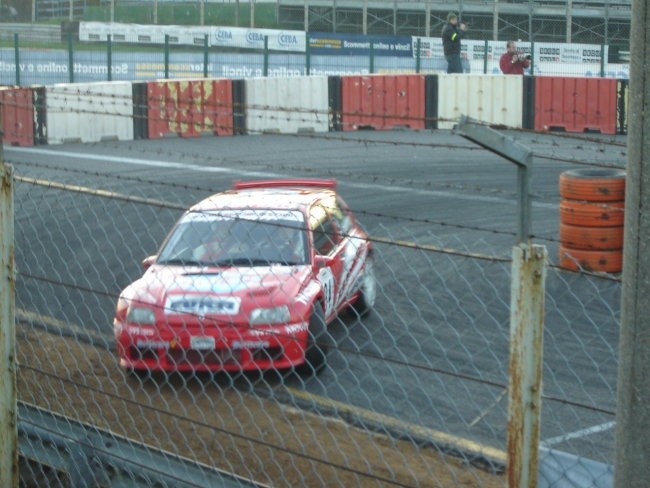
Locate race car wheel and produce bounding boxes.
[298,302,329,376]
[352,257,376,317]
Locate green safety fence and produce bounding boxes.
[5,33,612,86]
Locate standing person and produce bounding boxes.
[499,40,531,75]
[441,12,467,74]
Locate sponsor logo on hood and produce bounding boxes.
[165,294,241,316]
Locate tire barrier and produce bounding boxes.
[558,246,623,274]
[558,168,626,273]
[534,77,617,134]
[559,168,625,202]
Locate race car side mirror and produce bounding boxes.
[142,255,157,270]
[314,254,335,268]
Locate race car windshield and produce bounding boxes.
[157,210,308,267]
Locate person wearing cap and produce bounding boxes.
[441,12,467,74]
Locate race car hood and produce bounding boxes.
[121,264,314,321]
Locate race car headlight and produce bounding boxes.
[126,306,156,325]
[250,306,290,325]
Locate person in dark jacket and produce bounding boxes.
[499,40,531,75]
[441,12,467,74]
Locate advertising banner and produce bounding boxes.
[412,37,607,65]
[308,33,413,57]
[210,26,305,52]
[79,22,305,52]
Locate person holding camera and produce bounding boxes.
[442,12,468,74]
[499,40,531,75]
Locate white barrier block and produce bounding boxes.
[437,74,523,130]
[244,76,329,134]
[46,81,134,144]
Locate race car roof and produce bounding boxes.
[191,179,339,214]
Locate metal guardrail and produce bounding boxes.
[19,402,268,488]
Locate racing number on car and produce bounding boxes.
[318,267,335,317]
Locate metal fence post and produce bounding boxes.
[306,33,311,76]
[203,34,208,78]
[415,38,421,74]
[600,43,605,77]
[484,39,488,74]
[370,41,374,74]
[107,35,112,82]
[508,243,546,488]
[67,32,74,83]
[164,34,170,79]
[615,0,650,484]
[263,36,269,76]
[456,115,546,487]
[13,34,19,86]
[0,143,17,488]
[530,41,535,76]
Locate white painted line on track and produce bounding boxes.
[8,146,558,209]
[541,421,616,447]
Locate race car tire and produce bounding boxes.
[559,168,626,202]
[298,302,329,376]
[352,257,376,317]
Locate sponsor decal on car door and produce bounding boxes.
[335,230,366,308]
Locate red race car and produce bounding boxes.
[114,179,375,374]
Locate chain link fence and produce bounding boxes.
[6,99,624,485]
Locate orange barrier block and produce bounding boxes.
[534,77,617,134]
[0,87,35,146]
[147,79,234,139]
[340,74,425,131]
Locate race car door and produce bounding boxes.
[312,214,344,321]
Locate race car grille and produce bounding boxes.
[251,346,284,362]
[167,348,241,367]
[129,346,158,363]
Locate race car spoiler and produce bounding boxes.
[233,179,337,190]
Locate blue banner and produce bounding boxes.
[308,33,413,57]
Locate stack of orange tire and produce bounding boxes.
[558,168,626,273]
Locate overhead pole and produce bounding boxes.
[614,0,650,485]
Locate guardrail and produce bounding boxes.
[19,401,267,488]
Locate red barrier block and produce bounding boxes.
[0,87,35,146]
[534,76,617,134]
[341,74,425,131]
[147,79,234,139]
